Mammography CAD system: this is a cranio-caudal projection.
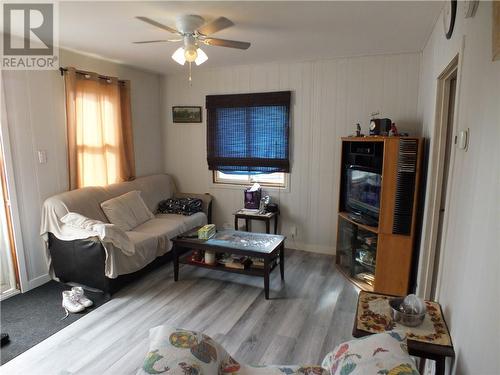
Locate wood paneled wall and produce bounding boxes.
[162,53,421,254]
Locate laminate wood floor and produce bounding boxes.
[0,249,359,374]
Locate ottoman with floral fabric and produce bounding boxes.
[137,326,419,375]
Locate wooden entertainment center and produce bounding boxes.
[336,136,423,296]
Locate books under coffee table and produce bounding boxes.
[172,229,285,299]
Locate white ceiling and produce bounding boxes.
[59,1,443,75]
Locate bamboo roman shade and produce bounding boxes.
[206,91,291,174]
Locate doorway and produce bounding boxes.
[430,71,457,298]
[0,118,19,299]
[418,55,459,300]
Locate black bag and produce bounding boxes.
[157,197,203,216]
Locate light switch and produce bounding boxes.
[458,129,469,150]
[37,150,47,164]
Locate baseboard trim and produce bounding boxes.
[0,288,20,301]
[286,241,335,255]
[26,274,51,291]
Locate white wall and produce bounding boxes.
[1,49,164,290]
[417,2,500,374]
[162,53,421,253]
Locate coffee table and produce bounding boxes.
[171,229,285,299]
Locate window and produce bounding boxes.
[63,67,135,189]
[206,91,291,187]
[214,171,286,188]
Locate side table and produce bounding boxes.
[352,291,454,375]
[233,209,279,234]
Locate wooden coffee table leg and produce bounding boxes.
[173,245,179,281]
[264,257,270,299]
[279,245,285,280]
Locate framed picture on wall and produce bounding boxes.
[172,106,202,123]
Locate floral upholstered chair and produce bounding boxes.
[137,326,419,375]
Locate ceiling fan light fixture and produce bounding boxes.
[195,48,208,65]
[184,46,198,63]
[172,47,186,65]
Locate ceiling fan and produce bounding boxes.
[134,15,251,68]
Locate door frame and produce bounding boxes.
[417,54,461,300]
[0,74,29,293]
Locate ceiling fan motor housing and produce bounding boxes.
[176,14,205,34]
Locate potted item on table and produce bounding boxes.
[389,294,426,327]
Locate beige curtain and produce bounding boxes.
[64,67,135,189]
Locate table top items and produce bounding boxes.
[355,291,452,347]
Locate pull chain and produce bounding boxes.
[188,62,192,86]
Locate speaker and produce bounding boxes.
[369,118,392,135]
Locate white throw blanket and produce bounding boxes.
[60,212,135,255]
[40,204,137,279]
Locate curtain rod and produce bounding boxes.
[59,67,127,84]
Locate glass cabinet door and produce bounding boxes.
[336,216,378,289]
[353,227,377,286]
[336,217,356,277]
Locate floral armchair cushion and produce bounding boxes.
[226,364,329,375]
[321,332,419,375]
[138,326,329,375]
[138,326,417,375]
[137,326,229,375]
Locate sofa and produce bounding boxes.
[40,174,212,295]
[137,326,420,375]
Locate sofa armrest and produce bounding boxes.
[173,192,213,223]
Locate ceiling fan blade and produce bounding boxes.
[204,38,251,50]
[197,17,234,35]
[136,16,179,34]
[133,40,169,44]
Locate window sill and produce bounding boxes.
[209,180,291,193]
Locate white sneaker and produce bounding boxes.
[71,286,93,308]
[62,290,85,320]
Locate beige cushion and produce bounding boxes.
[101,191,154,231]
[133,212,207,251]
[113,231,160,275]
[125,231,158,250]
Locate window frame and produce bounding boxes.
[206,91,291,174]
[212,170,289,190]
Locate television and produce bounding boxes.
[345,166,382,226]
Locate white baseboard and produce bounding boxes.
[0,288,20,301]
[286,241,335,255]
[26,273,51,291]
